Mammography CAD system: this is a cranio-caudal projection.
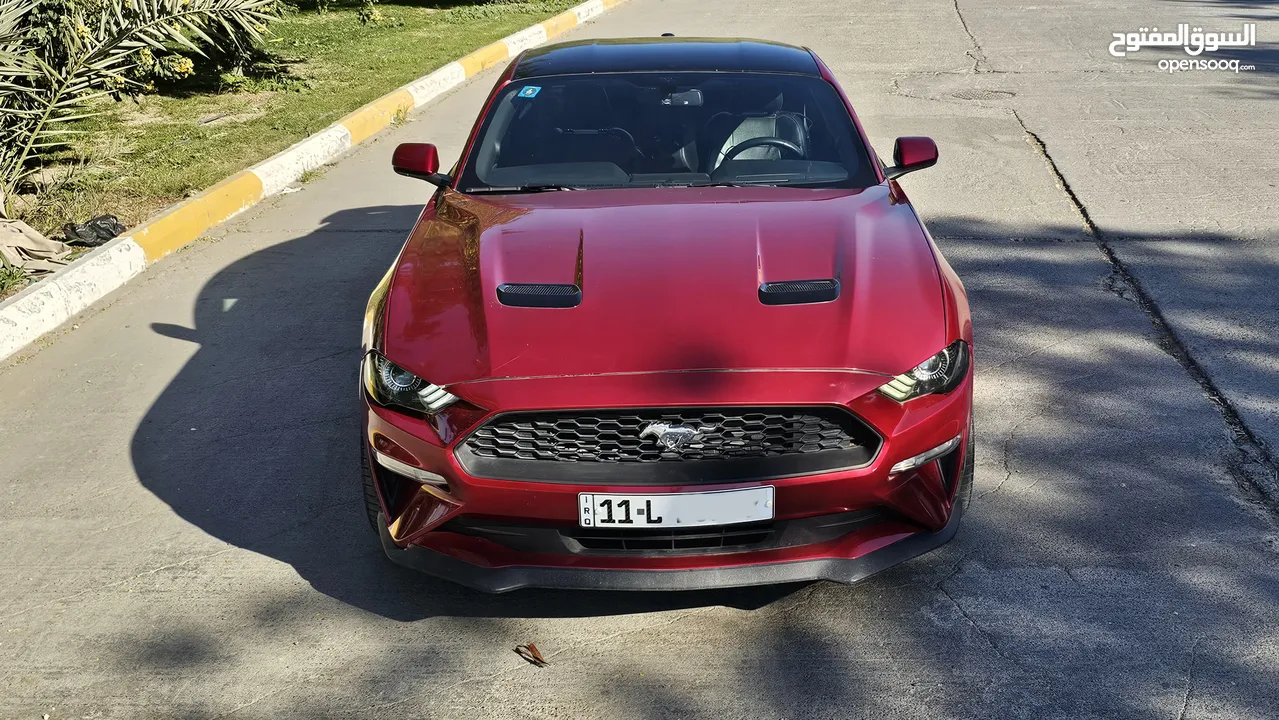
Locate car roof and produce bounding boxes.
[511,37,821,80]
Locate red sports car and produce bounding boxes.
[360,37,973,592]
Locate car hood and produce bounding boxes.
[381,185,945,387]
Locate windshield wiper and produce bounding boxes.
[638,181,762,189]
[652,181,770,189]
[687,179,845,189]
[466,184,579,194]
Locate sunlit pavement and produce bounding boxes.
[2,1,1277,718]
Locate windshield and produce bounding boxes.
[457,72,878,193]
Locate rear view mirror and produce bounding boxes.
[662,89,703,107]
[882,136,938,180]
[392,143,451,187]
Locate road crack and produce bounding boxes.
[1011,109,1279,516]
[1175,637,1203,720]
[937,584,1011,661]
[978,410,1039,502]
[930,553,1015,661]
[952,0,989,73]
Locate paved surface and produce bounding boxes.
[3,1,1278,718]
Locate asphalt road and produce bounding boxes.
[3,1,1278,718]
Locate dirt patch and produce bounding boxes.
[121,108,170,126]
[197,109,269,126]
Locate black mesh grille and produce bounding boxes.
[439,509,885,556]
[566,522,774,553]
[456,407,880,484]
[465,408,860,463]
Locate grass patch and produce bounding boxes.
[298,166,327,183]
[22,0,579,237]
[0,260,30,301]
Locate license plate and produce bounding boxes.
[578,487,774,529]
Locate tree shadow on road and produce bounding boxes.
[1160,0,1279,23]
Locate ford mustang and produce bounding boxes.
[360,37,973,592]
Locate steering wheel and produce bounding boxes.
[601,126,638,148]
[721,136,804,161]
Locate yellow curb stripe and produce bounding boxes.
[541,10,579,38]
[132,172,264,262]
[340,89,415,146]
[458,40,511,77]
[134,0,616,267]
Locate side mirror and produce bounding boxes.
[882,137,938,180]
[392,143,451,187]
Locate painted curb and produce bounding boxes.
[0,0,628,363]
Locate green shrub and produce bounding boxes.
[357,0,381,26]
[0,0,280,216]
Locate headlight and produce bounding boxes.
[878,340,969,401]
[363,351,459,415]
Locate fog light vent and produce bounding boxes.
[890,436,961,474]
[375,451,448,487]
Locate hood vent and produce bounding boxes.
[758,279,840,306]
[497,283,582,308]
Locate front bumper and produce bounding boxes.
[365,368,974,592]
[378,486,966,592]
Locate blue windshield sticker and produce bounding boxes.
[517,86,541,98]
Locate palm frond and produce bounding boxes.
[2,0,280,210]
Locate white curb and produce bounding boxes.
[0,237,147,360]
[251,125,354,198]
